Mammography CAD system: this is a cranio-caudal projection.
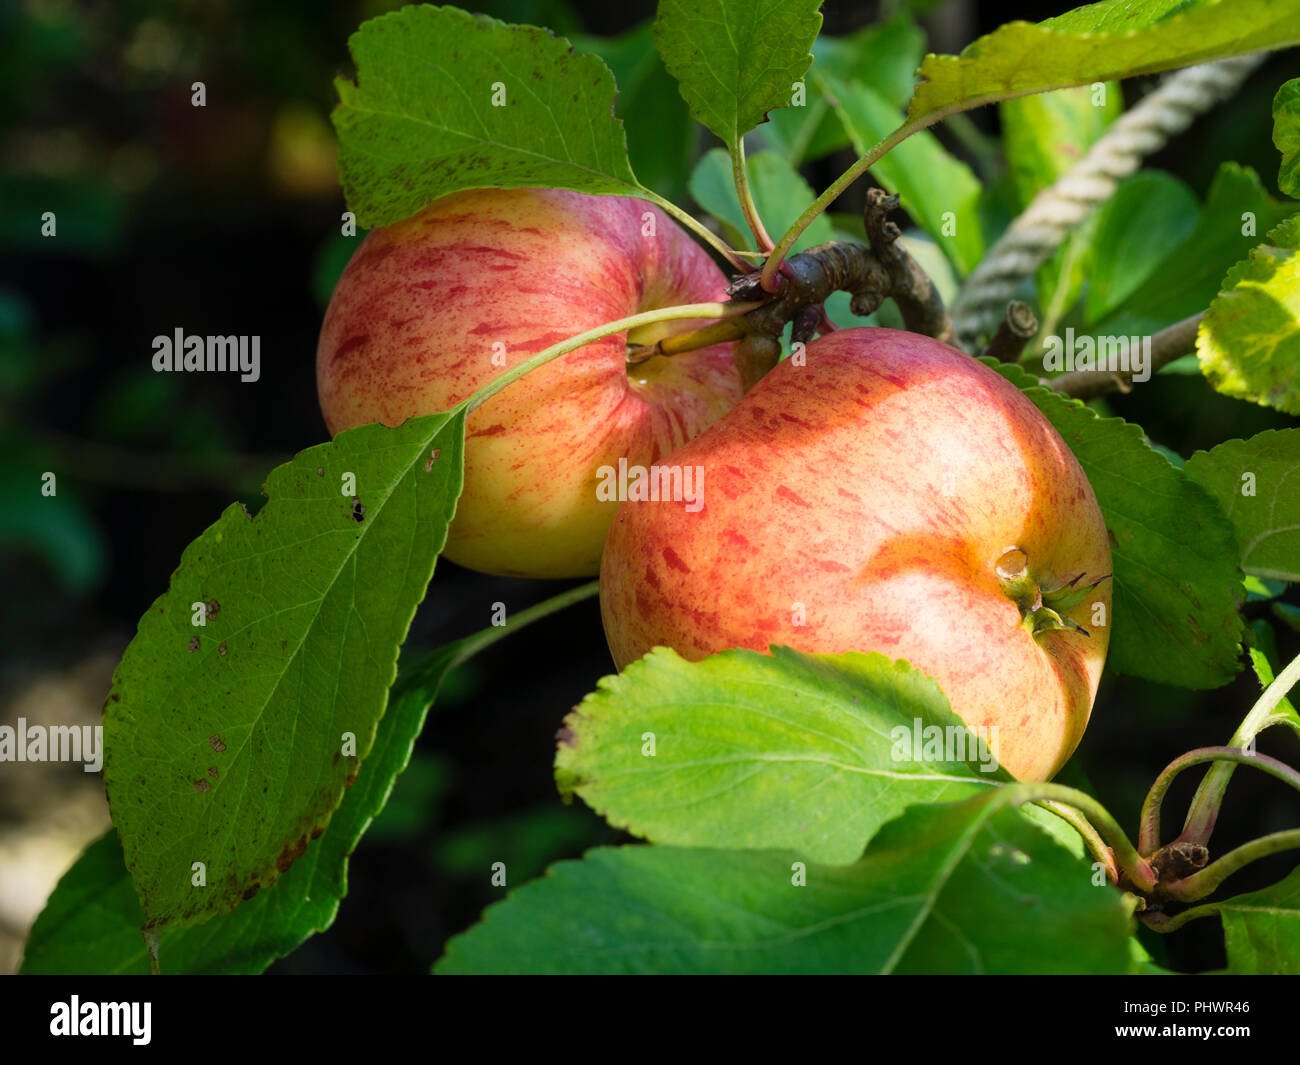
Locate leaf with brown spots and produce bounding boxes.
[103,407,466,933]
[27,581,595,973]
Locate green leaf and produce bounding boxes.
[1000,84,1120,211]
[1096,163,1293,339]
[998,83,1121,324]
[988,361,1244,688]
[1244,619,1300,742]
[820,72,983,275]
[762,14,925,166]
[1084,171,1200,324]
[1185,429,1300,583]
[332,5,647,228]
[103,410,466,933]
[1197,214,1300,414]
[1129,937,1176,975]
[17,832,151,975]
[1244,575,1288,600]
[23,582,598,973]
[906,0,1300,131]
[1034,219,1098,335]
[1273,78,1300,198]
[436,790,1135,974]
[1020,802,1087,859]
[1216,865,1300,974]
[571,21,695,203]
[653,0,822,151]
[437,805,604,884]
[820,14,924,111]
[364,752,451,842]
[688,148,833,255]
[557,646,1005,865]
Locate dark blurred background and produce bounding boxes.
[1,0,1297,973]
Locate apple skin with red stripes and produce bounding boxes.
[317,188,742,578]
[599,328,1112,781]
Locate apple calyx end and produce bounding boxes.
[997,550,1104,640]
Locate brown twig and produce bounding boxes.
[727,191,954,345]
[1048,313,1203,398]
[626,193,956,389]
[860,188,955,345]
[980,301,1038,363]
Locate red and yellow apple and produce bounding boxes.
[599,327,1112,781]
[317,187,742,578]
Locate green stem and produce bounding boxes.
[646,192,752,273]
[784,97,830,166]
[1035,799,1118,882]
[1140,747,1300,856]
[760,117,926,292]
[464,301,758,413]
[395,580,600,696]
[732,138,774,252]
[626,317,751,366]
[450,580,599,668]
[1011,783,1157,893]
[1142,903,1215,934]
[1163,829,1300,902]
[1177,651,1300,848]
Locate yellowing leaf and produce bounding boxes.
[907,0,1300,127]
[1198,215,1300,414]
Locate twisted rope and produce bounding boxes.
[951,53,1266,351]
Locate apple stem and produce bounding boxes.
[645,192,755,273]
[1173,650,1300,850]
[626,316,750,367]
[731,138,776,259]
[443,580,598,670]
[1138,746,1300,857]
[464,300,762,413]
